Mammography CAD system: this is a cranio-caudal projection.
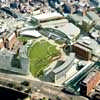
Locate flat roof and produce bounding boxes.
[34,12,63,22]
[69,14,83,23]
[87,11,100,21]
[56,23,80,40]
[41,19,68,28]
[77,36,100,55]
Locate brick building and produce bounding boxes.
[73,42,92,60]
[6,33,17,50]
[0,38,4,49]
[80,70,100,96]
[0,29,17,50]
[72,36,100,60]
[3,32,17,50]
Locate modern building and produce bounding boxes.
[46,53,75,84]
[0,85,30,100]
[87,11,100,22]
[80,70,100,96]
[95,21,100,30]
[72,36,100,60]
[4,32,17,50]
[67,13,93,28]
[73,42,92,60]
[34,12,64,22]
[20,30,41,38]
[89,27,100,40]
[56,23,80,43]
[0,45,29,75]
[0,31,17,50]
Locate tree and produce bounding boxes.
[21,80,30,86]
[42,97,48,100]
[96,7,100,13]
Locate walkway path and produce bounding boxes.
[27,36,67,80]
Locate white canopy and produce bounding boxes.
[20,30,41,37]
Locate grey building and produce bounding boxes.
[0,45,29,75]
[87,11,100,22]
[46,53,75,84]
[72,36,100,60]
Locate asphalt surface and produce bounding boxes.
[0,72,89,100]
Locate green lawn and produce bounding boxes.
[18,36,34,43]
[29,40,60,77]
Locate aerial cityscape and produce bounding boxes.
[0,0,100,100]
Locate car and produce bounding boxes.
[61,88,75,95]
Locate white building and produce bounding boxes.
[56,23,80,43]
[20,30,41,38]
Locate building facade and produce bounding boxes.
[46,53,75,84]
[0,31,17,50]
[0,38,4,49]
[0,45,29,75]
[73,42,92,60]
[80,70,100,96]
[5,33,17,50]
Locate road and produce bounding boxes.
[0,72,89,100]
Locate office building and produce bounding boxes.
[46,53,75,84]
[80,70,100,96]
[73,42,92,60]
[73,36,100,60]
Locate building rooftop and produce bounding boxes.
[77,36,100,55]
[87,11,100,21]
[69,14,93,25]
[56,23,80,40]
[20,30,41,37]
[19,45,28,58]
[83,70,99,84]
[95,21,100,30]
[34,11,63,22]
[0,18,24,32]
[41,18,68,28]
[0,48,14,56]
[74,43,92,52]
[69,14,83,23]
[53,53,75,74]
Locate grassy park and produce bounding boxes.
[18,36,34,43]
[29,40,60,77]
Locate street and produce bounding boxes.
[0,72,88,100]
